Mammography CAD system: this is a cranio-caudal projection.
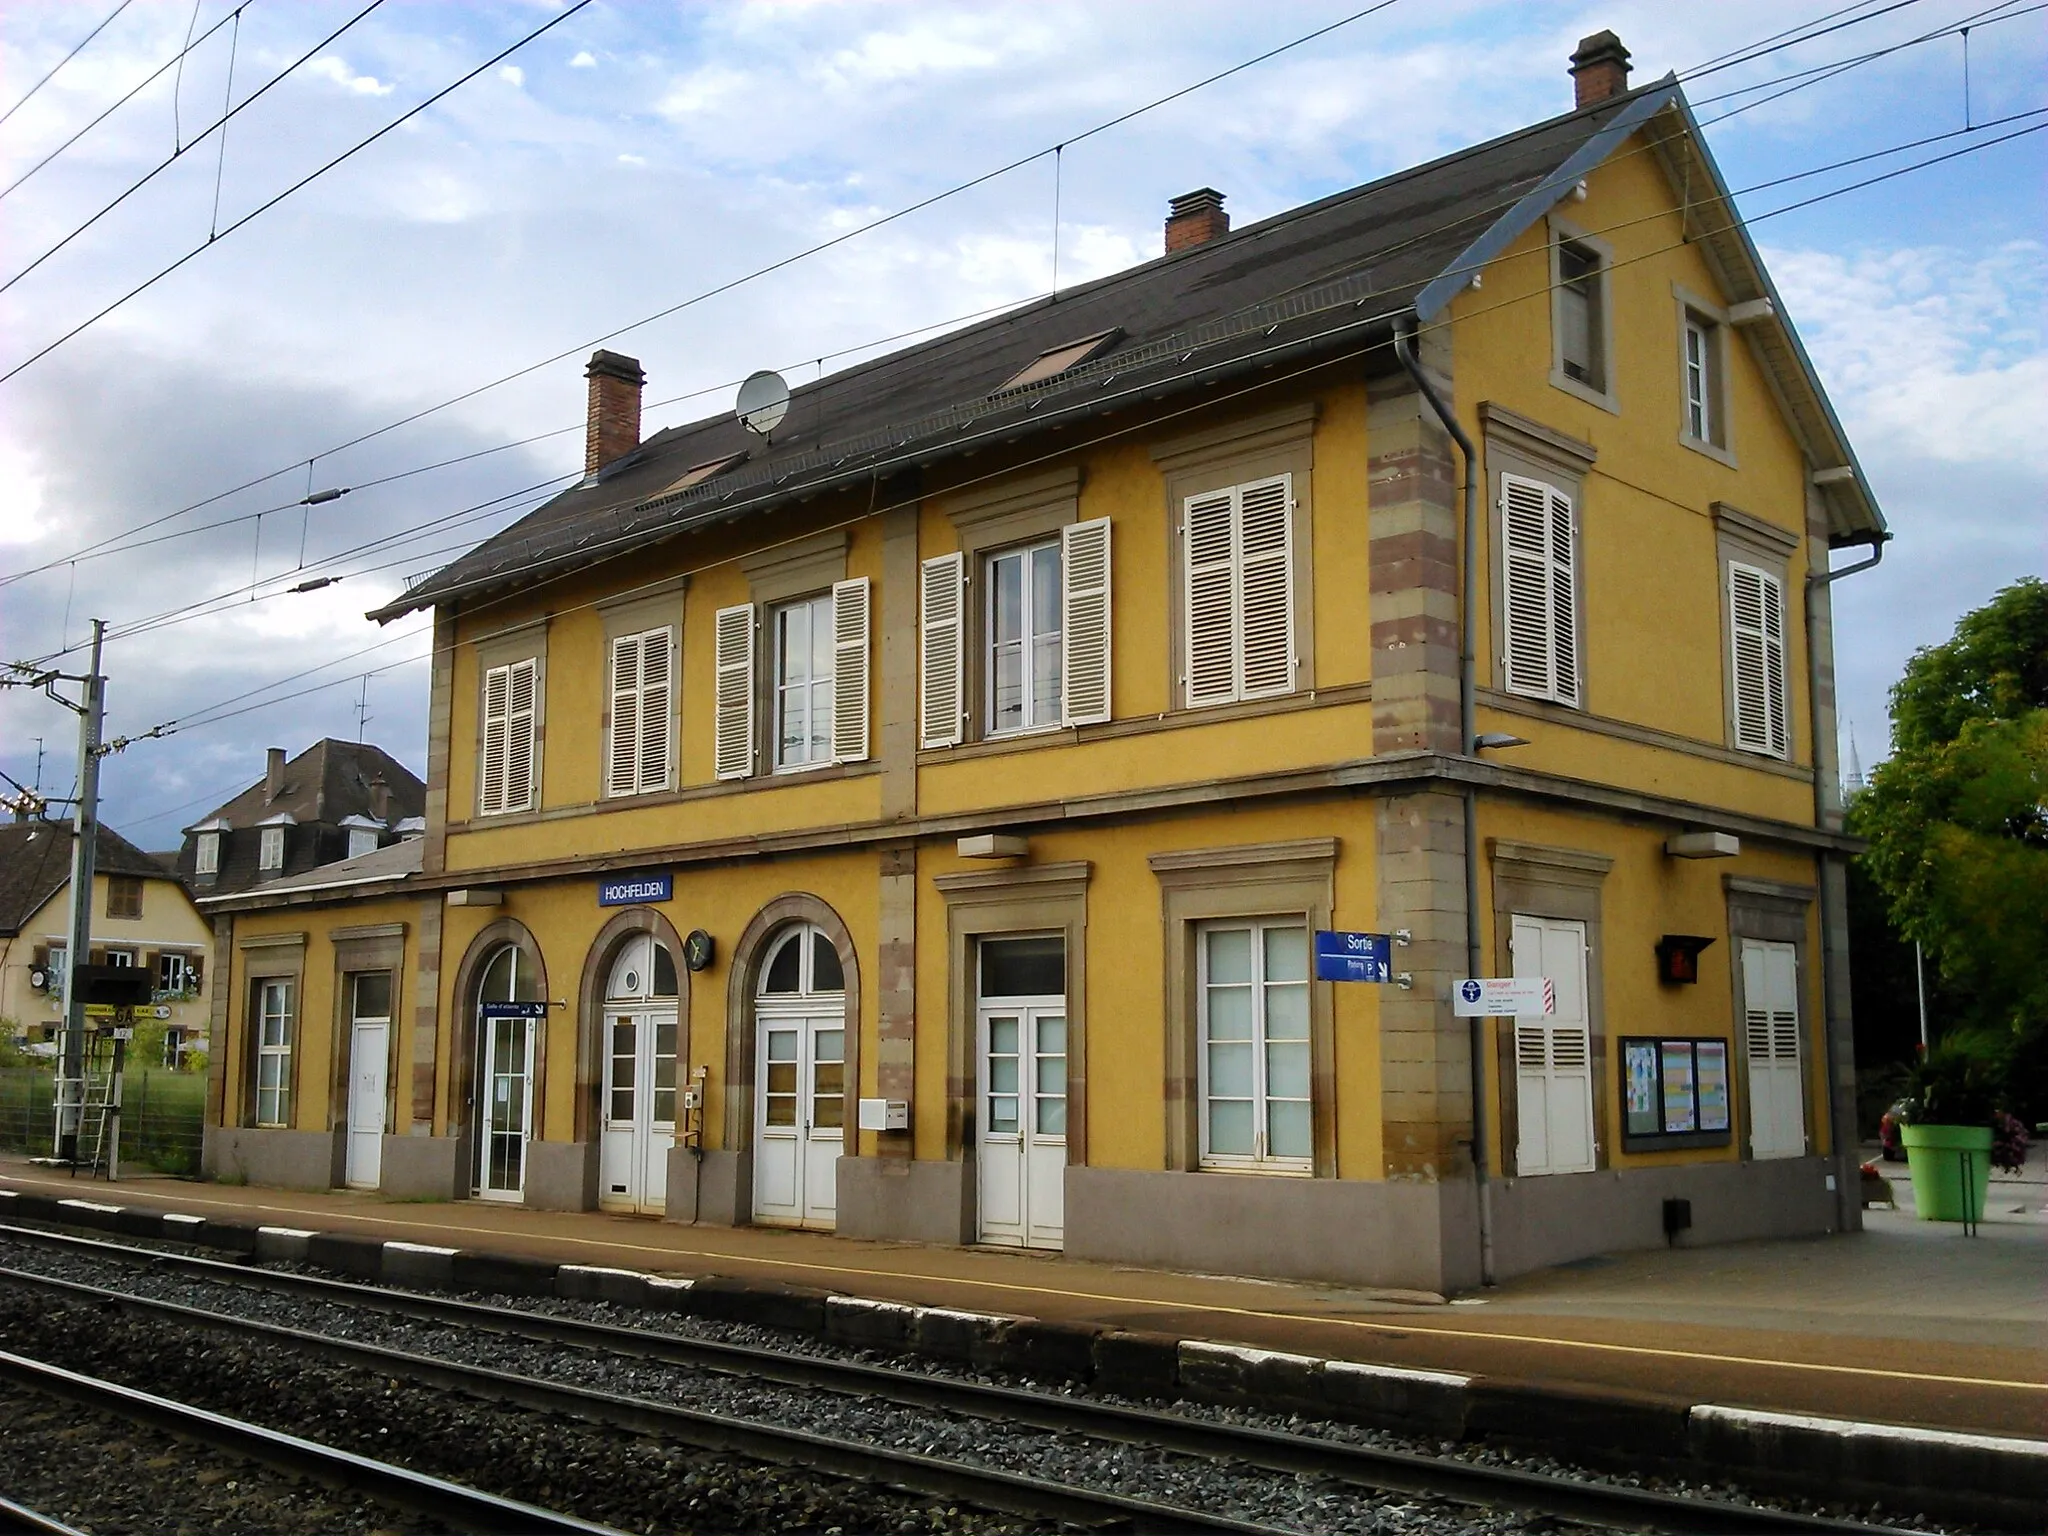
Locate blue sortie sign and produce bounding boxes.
[1313,930,1392,983]
[599,870,673,907]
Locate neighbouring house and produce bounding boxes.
[0,818,213,1067]
[195,34,1885,1292]
[176,739,425,899]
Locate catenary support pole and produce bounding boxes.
[1394,316,1494,1286]
[56,618,106,1164]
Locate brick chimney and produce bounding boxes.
[265,746,286,803]
[584,350,646,475]
[1570,30,1631,108]
[368,772,390,822]
[1164,188,1229,254]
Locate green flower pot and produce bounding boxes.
[1900,1123,1994,1223]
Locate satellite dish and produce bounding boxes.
[736,370,790,437]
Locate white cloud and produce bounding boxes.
[618,153,647,167]
[305,55,395,97]
[500,64,526,88]
[570,50,597,68]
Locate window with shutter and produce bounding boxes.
[832,577,870,763]
[1511,914,1596,1176]
[920,553,965,748]
[1499,473,1580,708]
[478,662,511,815]
[1741,939,1805,1158]
[1728,562,1789,758]
[195,831,219,875]
[713,604,756,781]
[606,627,674,797]
[1181,475,1294,708]
[502,658,538,813]
[1061,517,1112,726]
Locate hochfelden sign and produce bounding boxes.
[598,870,672,907]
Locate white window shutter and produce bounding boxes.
[1500,473,1555,701]
[1183,489,1237,707]
[1743,940,1805,1158]
[1237,475,1295,699]
[479,663,510,815]
[713,604,755,781]
[607,633,642,797]
[1512,914,1595,1176]
[504,657,537,813]
[1546,484,1580,708]
[1061,517,1113,726]
[637,627,673,792]
[1730,562,1788,757]
[831,576,870,763]
[919,553,965,749]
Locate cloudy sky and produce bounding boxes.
[0,0,2040,847]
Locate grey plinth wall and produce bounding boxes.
[1066,1167,1482,1293]
[667,1148,745,1225]
[524,1139,598,1212]
[378,1134,465,1200]
[835,1156,973,1245]
[202,1126,341,1191]
[1488,1156,1840,1276]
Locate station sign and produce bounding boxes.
[1313,930,1393,983]
[599,869,672,907]
[480,1001,548,1020]
[1452,977,1555,1016]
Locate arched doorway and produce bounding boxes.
[475,941,543,1201]
[598,933,680,1214]
[752,922,845,1228]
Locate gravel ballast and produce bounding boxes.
[0,1232,1958,1534]
[0,1377,444,1536]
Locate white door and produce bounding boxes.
[601,1008,679,1212]
[598,937,680,1214]
[344,973,391,1190]
[478,1012,535,1201]
[753,1015,843,1226]
[751,921,846,1228]
[977,1003,1066,1248]
[1742,939,1806,1159]
[1511,915,1595,1176]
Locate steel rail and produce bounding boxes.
[0,1263,1282,1535]
[0,1495,92,1536]
[0,1347,624,1536]
[0,1222,1909,1536]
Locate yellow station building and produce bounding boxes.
[200,38,1887,1290]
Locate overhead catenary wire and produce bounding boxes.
[0,2,247,204]
[86,105,2044,772]
[0,0,2012,596]
[0,0,596,386]
[0,0,139,129]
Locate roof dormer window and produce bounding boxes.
[196,830,220,876]
[993,329,1123,395]
[257,812,295,873]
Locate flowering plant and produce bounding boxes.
[1991,1111,2031,1174]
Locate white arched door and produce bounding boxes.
[753,924,844,1229]
[599,934,680,1214]
[475,945,540,1202]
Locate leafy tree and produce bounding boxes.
[1850,578,2048,1116]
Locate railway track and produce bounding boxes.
[0,1222,1913,1536]
[0,1495,91,1536]
[0,1346,623,1535]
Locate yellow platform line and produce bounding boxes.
[10,1178,2045,1397]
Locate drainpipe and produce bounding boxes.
[1807,526,1886,1230]
[1394,315,1495,1286]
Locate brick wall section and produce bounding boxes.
[411,893,442,1133]
[876,846,916,1161]
[1367,350,1462,756]
[422,607,455,877]
[1376,791,1474,1178]
[205,914,233,1128]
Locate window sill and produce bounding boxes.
[1547,369,1619,415]
[1730,740,1792,764]
[1680,433,1738,470]
[603,784,676,801]
[772,760,839,777]
[1197,1159,1314,1177]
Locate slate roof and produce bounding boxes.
[373,77,1883,626]
[200,834,423,905]
[0,821,170,936]
[176,739,425,898]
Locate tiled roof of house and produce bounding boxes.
[373,78,1883,627]
[0,821,171,936]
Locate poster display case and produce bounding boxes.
[1621,1035,1733,1152]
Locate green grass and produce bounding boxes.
[0,1066,204,1176]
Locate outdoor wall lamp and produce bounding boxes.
[1472,732,1529,751]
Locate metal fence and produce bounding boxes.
[0,1067,204,1177]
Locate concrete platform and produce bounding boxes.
[3,1153,2041,1444]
